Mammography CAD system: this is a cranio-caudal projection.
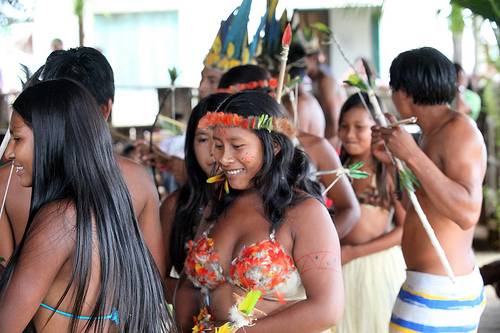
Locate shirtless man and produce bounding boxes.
[0,47,166,277]
[305,51,345,149]
[372,47,487,332]
[283,44,326,138]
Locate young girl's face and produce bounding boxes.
[339,106,375,157]
[7,112,34,187]
[212,126,263,190]
[193,127,215,175]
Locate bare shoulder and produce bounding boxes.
[298,132,323,148]
[287,196,331,229]
[27,200,76,249]
[160,190,180,214]
[439,112,485,151]
[116,155,157,203]
[160,190,180,229]
[116,155,153,183]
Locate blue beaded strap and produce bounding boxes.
[40,303,119,325]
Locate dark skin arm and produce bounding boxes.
[160,192,201,332]
[372,114,486,229]
[174,277,200,333]
[241,199,343,333]
[0,203,74,332]
[0,209,14,264]
[160,191,180,303]
[315,138,360,239]
[341,173,405,264]
[0,165,15,262]
[318,75,340,142]
[119,157,167,278]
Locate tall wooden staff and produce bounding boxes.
[328,29,455,281]
[275,23,292,104]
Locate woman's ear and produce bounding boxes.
[272,140,281,155]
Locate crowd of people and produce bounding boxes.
[0,1,494,332]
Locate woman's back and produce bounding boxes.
[29,202,117,333]
[0,79,173,333]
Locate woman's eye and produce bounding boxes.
[214,143,223,149]
[233,144,243,150]
[197,138,208,143]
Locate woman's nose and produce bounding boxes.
[4,138,15,161]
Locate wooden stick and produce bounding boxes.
[387,116,418,128]
[366,89,455,281]
[276,23,292,104]
[0,131,11,160]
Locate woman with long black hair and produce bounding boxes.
[0,79,174,333]
[161,93,229,331]
[182,91,343,333]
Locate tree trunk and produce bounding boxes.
[78,14,84,46]
[452,32,463,64]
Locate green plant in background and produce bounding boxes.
[448,3,465,62]
[74,0,85,46]
[450,0,500,51]
[168,67,179,86]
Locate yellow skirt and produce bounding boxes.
[334,246,406,333]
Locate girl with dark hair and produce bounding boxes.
[0,79,174,333]
[183,91,343,333]
[336,92,406,333]
[217,64,360,239]
[160,93,229,330]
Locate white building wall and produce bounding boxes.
[1,0,492,126]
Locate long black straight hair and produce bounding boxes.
[170,93,229,275]
[209,91,322,229]
[0,79,174,332]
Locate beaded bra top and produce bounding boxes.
[185,226,305,301]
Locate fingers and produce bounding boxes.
[384,113,398,124]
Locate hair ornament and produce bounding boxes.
[198,112,296,138]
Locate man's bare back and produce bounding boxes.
[283,87,325,138]
[0,155,166,276]
[311,66,344,141]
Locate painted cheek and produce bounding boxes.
[240,152,255,163]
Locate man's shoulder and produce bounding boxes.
[116,155,157,198]
[117,155,151,179]
[440,112,483,143]
[299,133,329,149]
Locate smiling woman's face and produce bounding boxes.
[6,111,34,187]
[339,106,374,157]
[212,126,263,190]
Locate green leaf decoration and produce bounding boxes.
[347,162,369,179]
[399,167,420,192]
[348,161,364,171]
[168,67,179,85]
[310,22,332,36]
[286,75,302,89]
[238,289,262,315]
[158,117,184,136]
[343,73,368,91]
